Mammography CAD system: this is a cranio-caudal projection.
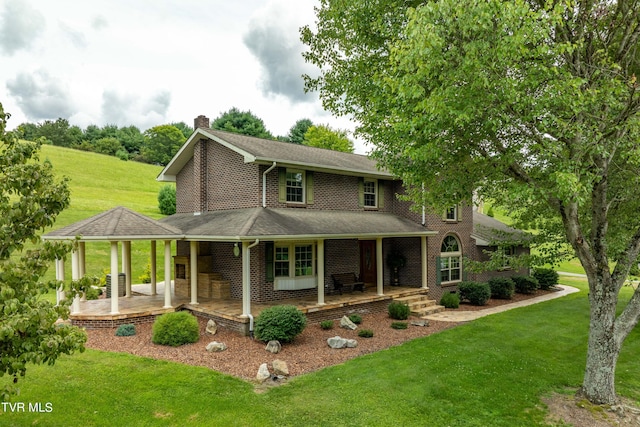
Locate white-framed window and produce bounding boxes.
[445,206,458,221]
[286,170,305,203]
[440,235,462,284]
[363,180,377,207]
[501,246,516,269]
[275,242,315,277]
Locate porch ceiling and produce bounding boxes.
[160,207,436,241]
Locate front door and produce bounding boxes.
[359,240,377,286]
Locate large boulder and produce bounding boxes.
[340,316,357,330]
[272,360,289,376]
[205,319,218,335]
[256,363,270,382]
[327,336,358,349]
[265,340,281,354]
[205,341,227,352]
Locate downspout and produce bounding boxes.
[262,162,277,208]
[245,239,260,338]
[421,183,426,226]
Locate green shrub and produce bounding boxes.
[391,322,408,330]
[320,320,334,330]
[115,324,136,337]
[158,184,176,215]
[254,305,307,343]
[388,301,411,320]
[348,314,362,324]
[488,277,515,299]
[358,329,374,338]
[152,311,200,346]
[512,275,539,294]
[440,292,460,308]
[533,268,559,290]
[458,281,491,306]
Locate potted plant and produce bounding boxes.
[386,251,407,286]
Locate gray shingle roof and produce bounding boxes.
[472,211,530,246]
[158,128,393,182]
[160,207,435,240]
[43,206,182,241]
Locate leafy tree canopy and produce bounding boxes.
[287,118,313,144]
[303,124,354,153]
[141,125,186,166]
[303,0,640,405]
[169,121,193,140]
[0,103,86,401]
[211,107,274,139]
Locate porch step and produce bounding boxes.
[393,294,445,317]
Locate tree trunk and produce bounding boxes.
[579,273,621,405]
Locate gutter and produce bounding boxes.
[262,161,277,208]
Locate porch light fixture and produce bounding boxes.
[233,243,240,257]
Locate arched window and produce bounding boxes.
[440,235,462,284]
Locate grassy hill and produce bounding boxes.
[37,144,172,285]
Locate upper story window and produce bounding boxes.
[286,170,305,203]
[445,206,458,221]
[363,180,377,207]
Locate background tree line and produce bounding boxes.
[15,107,354,167]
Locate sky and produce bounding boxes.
[0,0,369,153]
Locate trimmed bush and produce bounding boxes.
[320,320,334,330]
[158,184,176,215]
[152,311,200,347]
[115,324,136,337]
[488,277,515,299]
[358,329,374,338]
[533,268,559,290]
[391,322,408,330]
[254,305,307,343]
[512,275,539,294]
[459,281,491,306]
[388,301,411,320]
[348,314,362,324]
[440,292,460,309]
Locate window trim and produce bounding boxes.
[285,169,306,204]
[445,206,458,222]
[274,242,316,278]
[500,246,516,270]
[440,235,462,285]
[363,179,378,208]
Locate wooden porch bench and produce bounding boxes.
[331,273,365,295]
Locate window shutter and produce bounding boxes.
[457,204,462,222]
[278,168,286,203]
[378,180,385,209]
[358,178,364,207]
[435,256,442,285]
[265,242,274,282]
[306,171,314,205]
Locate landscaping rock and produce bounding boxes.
[205,319,218,335]
[327,336,358,349]
[256,363,270,382]
[265,340,281,354]
[205,341,227,352]
[272,360,289,376]
[411,320,430,327]
[340,316,357,330]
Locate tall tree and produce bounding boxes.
[116,125,144,155]
[169,121,193,140]
[141,125,186,166]
[211,107,274,139]
[0,103,86,401]
[37,118,80,147]
[303,124,354,153]
[303,0,640,405]
[288,118,313,144]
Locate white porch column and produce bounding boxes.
[317,239,325,305]
[123,241,132,297]
[71,248,80,313]
[55,258,65,305]
[78,242,86,277]
[190,240,199,305]
[376,238,384,296]
[241,241,251,317]
[421,236,429,290]
[163,240,172,308]
[110,241,120,314]
[150,240,157,295]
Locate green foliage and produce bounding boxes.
[533,268,559,290]
[348,314,362,324]
[388,301,410,320]
[211,107,274,139]
[169,121,193,140]
[138,261,152,284]
[512,275,539,294]
[115,324,136,337]
[303,124,354,153]
[0,103,87,400]
[488,278,515,300]
[486,206,495,217]
[439,292,460,309]
[157,184,176,215]
[458,281,491,306]
[141,125,186,166]
[287,118,313,144]
[320,320,334,330]
[94,137,123,155]
[115,149,129,161]
[358,329,374,338]
[151,311,200,347]
[390,322,408,330]
[254,305,307,343]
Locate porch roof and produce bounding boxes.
[471,211,530,246]
[43,206,183,241]
[160,207,436,241]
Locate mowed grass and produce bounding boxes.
[34,145,173,290]
[1,276,638,426]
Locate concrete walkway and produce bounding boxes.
[422,285,580,322]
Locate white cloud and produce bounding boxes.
[6,69,77,120]
[0,1,45,55]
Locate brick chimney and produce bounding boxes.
[194,115,209,129]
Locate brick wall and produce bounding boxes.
[206,143,260,210]
[176,158,195,213]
